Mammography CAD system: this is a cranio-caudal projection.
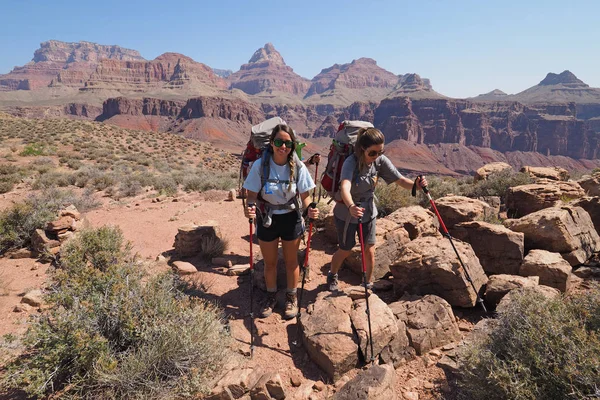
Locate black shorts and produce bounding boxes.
[257,211,304,242]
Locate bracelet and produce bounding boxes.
[348,203,355,209]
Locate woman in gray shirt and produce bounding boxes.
[327,127,427,291]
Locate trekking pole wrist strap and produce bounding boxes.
[411,175,422,197]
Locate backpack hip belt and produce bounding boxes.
[257,196,303,228]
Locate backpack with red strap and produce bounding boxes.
[320,120,374,203]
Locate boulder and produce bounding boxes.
[577,173,600,196]
[474,162,513,182]
[484,274,539,307]
[389,294,461,355]
[505,181,586,217]
[379,320,416,368]
[349,293,398,361]
[496,285,561,313]
[572,197,600,236]
[452,221,524,275]
[333,364,397,400]
[520,166,569,181]
[301,292,358,381]
[519,250,572,292]
[390,236,488,307]
[345,206,440,280]
[432,196,495,229]
[504,205,600,265]
[171,261,197,275]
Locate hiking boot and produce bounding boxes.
[283,292,298,320]
[259,292,277,318]
[327,272,339,291]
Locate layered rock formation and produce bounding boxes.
[82,53,227,91]
[305,58,400,101]
[0,40,144,91]
[227,43,310,96]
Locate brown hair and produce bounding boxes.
[269,124,297,190]
[356,127,385,171]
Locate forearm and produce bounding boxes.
[246,190,258,204]
[395,176,415,191]
[340,180,354,208]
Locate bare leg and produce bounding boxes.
[281,238,301,289]
[330,247,352,275]
[259,239,279,289]
[365,243,375,283]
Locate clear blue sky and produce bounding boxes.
[1,0,598,98]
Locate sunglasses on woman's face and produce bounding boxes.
[367,149,385,157]
[273,138,294,148]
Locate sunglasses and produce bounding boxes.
[273,138,294,148]
[367,149,385,157]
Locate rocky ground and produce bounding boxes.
[0,187,487,399]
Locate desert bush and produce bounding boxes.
[375,181,419,216]
[153,175,178,196]
[465,169,533,200]
[60,226,129,272]
[183,170,237,192]
[457,286,600,399]
[417,175,468,207]
[31,171,74,189]
[3,226,232,398]
[117,176,143,198]
[20,142,49,156]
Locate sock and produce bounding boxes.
[286,288,297,294]
[267,287,277,293]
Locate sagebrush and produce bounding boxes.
[2,226,233,399]
[457,286,600,400]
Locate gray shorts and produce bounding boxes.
[335,217,376,251]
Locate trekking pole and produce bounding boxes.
[415,177,488,313]
[248,203,256,356]
[293,160,319,347]
[356,202,375,362]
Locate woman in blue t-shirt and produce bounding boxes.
[244,124,319,320]
[327,127,427,291]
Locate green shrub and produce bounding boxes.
[60,226,129,272]
[20,143,52,156]
[457,286,600,399]
[31,171,74,189]
[153,175,178,196]
[375,181,419,216]
[465,169,533,201]
[2,227,233,398]
[417,175,468,207]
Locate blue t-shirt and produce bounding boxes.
[243,156,316,214]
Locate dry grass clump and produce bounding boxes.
[2,226,234,399]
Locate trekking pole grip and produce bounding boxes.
[248,202,255,223]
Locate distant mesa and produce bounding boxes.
[213,68,233,78]
[306,57,399,98]
[538,70,587,87]
[386,73,445,99]
[511,70,600,103]
[227,43,310,96]
[471,89,509,101]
